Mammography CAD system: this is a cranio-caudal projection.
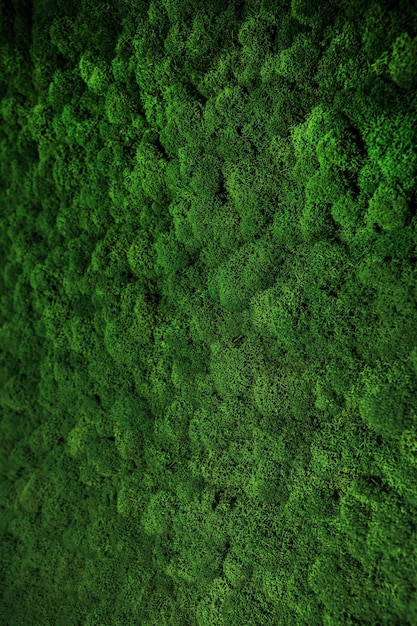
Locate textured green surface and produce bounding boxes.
[1,0,417,624]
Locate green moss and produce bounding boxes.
[1,1,417,624]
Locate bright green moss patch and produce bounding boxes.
[1,0,417,624]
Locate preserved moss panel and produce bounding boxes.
[1,0,417,624]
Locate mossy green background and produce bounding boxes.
[1,0,417,624]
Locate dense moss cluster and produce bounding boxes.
[1,0,417,624]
